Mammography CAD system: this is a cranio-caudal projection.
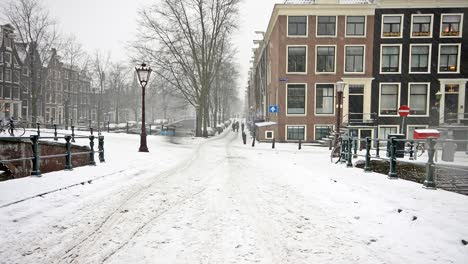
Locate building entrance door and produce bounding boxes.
[348,85,364,123]
[444,84,459,123]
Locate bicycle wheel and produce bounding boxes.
[10,124,26,137]
[330,145,342,163]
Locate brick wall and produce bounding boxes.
[0,138,90,180]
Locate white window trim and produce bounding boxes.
[381,14,404,39]
[13,71,20,84]
[4,69,12,83]
[314,83,335,116]
[410,14,434,39]
[4,52,12,65]
[287,15,308,38]
[440,13,464,38]
[378,125,400,140]
[409,43,432,74]
[285,125,307,142]
[265,130,274,140]
[343,44,366,74]
[314,124,335,141]
[345,15,367,38]
[379,44,402,74]
[285,83,307,117]
[286,45,308,75]
[378,82,401,117]
[437,43,461,74]
[407,125,429,139]
[316,15,338,38]
[315,45,337,74]
[408,82,430,117]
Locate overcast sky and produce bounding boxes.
[33,0,281,96]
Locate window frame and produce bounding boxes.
[381,14,404,39]
[380,44,402,74]
[287,16,308,37]
[438,43,461,74]
[12,70,20,84]
[409,44,432,74]
[4,52,12,65]
[410,14,433,38]
[265,130,274,140]
[344,45,366,74]
[4,69,12,83]
[286,45,308,74]
[345,15,366,38]
[286,83,307,116]
[378,125,400,140]
[314,124,334,141]
[378,82,401,117]
[315,45,336,74]
[314,83,335,116]
[316,16,337,38]
[285,125,307,141]
[440,13,463,38]
[408,82,430,117]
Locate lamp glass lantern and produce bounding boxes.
[135,63,152,88]
[336,81,345,93]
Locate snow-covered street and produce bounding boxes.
[1,131,468,264]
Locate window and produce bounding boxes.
[5,69,11,83]
[315,84,334,115]
[4,85,11,99]
[439,44,460,73]
[288,16,307,36]
[287,46,306,73]
[4,52,12,65]
[287,126,305,141]
[265,131,274,139]
[4,103,11,118]
[13,56,19,67]
[5,38,12,49]
[378,126,398,140]
[0,53,3,64]
[0,85,2,98]
[0,70,3,81]
[410,45,430,73]
[381,45,401,73]
[408,83,429,116]
[316,46,335,73]
[345,46,364,73]
[382,15,403,38]
[22,67,28,76]
[287,84,306,115]
[346,16,365,36]
[379,83,399,115]
[441,14,463,37]
[411,15,432,37]
[13,71,20,84]
[12,86,20,99]
[315,125,333,141]
[317,16,336,36]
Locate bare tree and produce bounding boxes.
[108,62,131,124]
[133,0,240,137]
[2,0,59,123]
[92,50,110,129]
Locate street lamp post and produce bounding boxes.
[135,63,152,152]
[335,81,345,146]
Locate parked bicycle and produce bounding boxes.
[0,118,26,137]
[330,136,342,164]
[405,141,426,157]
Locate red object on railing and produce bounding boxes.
[413,129,440,139]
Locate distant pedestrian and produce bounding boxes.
[235,121,239,132]
[241,123,245,132]
[232,123,235,132]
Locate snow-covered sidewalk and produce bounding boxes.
[0,131,467,263]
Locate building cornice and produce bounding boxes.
[376,0,468,9]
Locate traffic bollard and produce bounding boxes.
[54,124,58,141]
[298,139,302,150]
[30,135,41,176]
[89,135,96,166]
[98,135,105,163]
[375,139,380,158]
[36,122,41,137]
[409,141,414,160]
[423,138,436,189]
[65,135,72,170]
[272,138,275,149]
[364,137,371,172]
[388,137,398,179]
[71,125,76,142]
[251,132,256,147]
[347,137,353,168]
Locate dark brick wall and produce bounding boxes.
[0,138,90,180]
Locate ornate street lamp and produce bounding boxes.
[135,63,152,152]
[335,81,345,146]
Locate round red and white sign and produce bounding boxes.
[398,105,410,117]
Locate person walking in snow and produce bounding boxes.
[241,123,245,133]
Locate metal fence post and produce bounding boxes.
[89,135,96,166]
[71,125,76,143]
[341,138,346,162]
[375,139,380,158]
[251,132,256,147]
[36,123,41,138]
[30,135,41,176]
[347,137,353,168]
[65,135,72,170]
[364,137,372,172]
[272,138,275,149]
[90,127,94,135]
[107,121,110,133]
[353,137,358,158]
[54,124,58,141]
[298,139,302,150]
[98,135,105,163]
[424,138,437,189]
[126,122,129,134]
[388,137,398,179]
[409,141,414,160]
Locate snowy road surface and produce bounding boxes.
[1,131,468,263]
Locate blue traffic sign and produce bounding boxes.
[269,105,278,113]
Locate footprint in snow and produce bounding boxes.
[412,216,418,221]
[461,239,467,246]
[397,209,403,213]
